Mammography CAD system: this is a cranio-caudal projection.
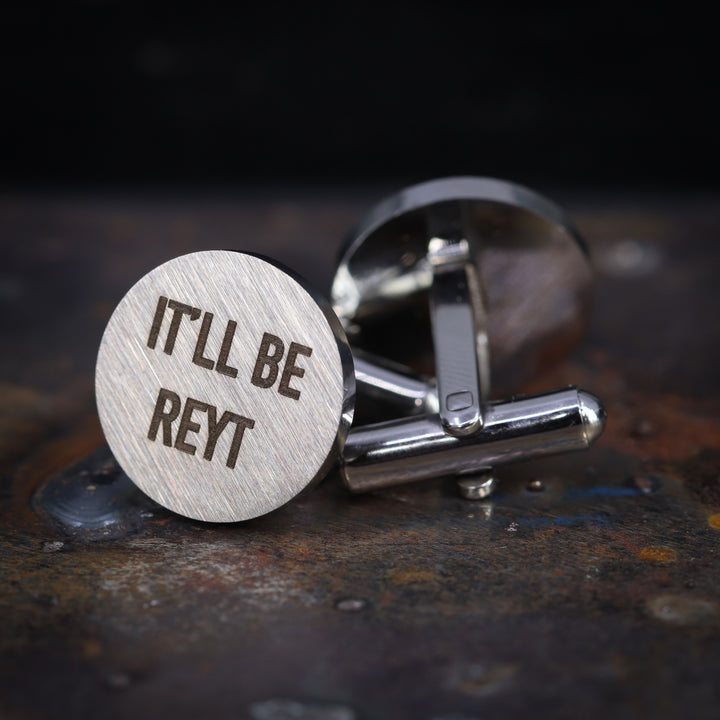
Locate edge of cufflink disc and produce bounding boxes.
[95,250,355,523]
[331,176,593,393]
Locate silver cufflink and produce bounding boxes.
[96,251,356,523]
[331,177,605,498]
[95,177,606,522]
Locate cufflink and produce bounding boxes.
[94,178,606,522]
[95,251,355,523]
[330,177,605,497]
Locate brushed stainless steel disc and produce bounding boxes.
[331,177,593,393]
[96,251,355,522]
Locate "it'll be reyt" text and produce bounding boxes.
[143,295,314,469]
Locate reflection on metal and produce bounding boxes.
[427,236,488,436]
[342,388,606,493]
[352,350,438,422]
[457,471,497,500]
[331,177,592,394]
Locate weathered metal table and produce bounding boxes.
[1,190,719,719]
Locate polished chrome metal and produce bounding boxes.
[331,177,592,394]
[340,388,606,493]
[96,251,355,522]
[428,237,487,436]
[353,350,437,420]
[457,471,496,500]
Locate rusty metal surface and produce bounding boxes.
[1,190,720,720]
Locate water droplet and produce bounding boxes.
[527,479,545,492]
[42,540,65,553]
[646,594,719,624]
[335,598,368,612]
[631,475,660,494]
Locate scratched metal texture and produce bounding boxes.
[95,251,352,522]
[1,190,719,720]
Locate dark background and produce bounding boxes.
[2,2,716,189]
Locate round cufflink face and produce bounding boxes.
[96,251,354,522]
[331,177,593,392]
